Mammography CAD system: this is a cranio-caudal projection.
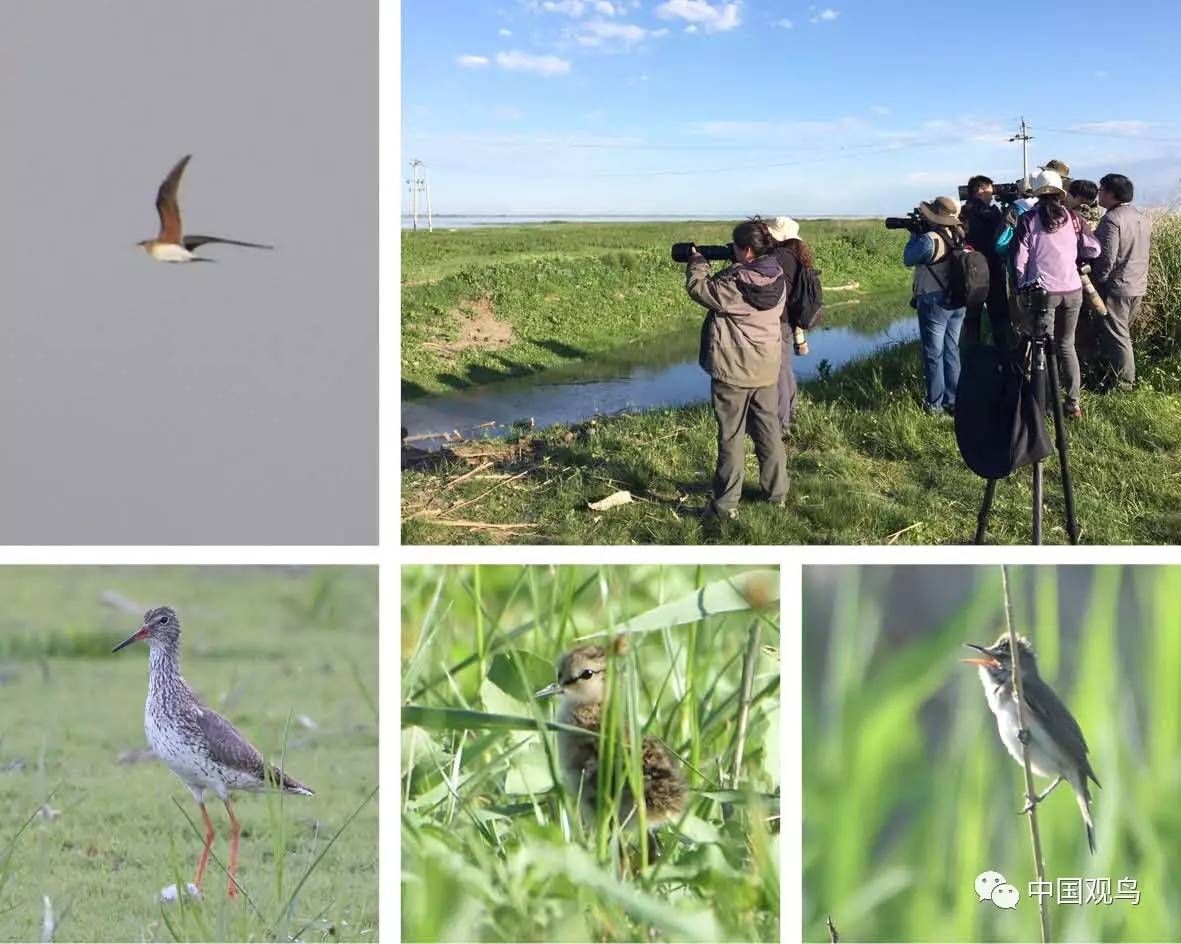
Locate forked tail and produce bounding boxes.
[1077,778,1096,854]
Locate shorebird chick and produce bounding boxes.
[113,607,313,899]
[137,155,273,262]
[535,645,685,832]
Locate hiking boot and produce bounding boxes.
[702,503,738,522]
[1066,406,1083,421]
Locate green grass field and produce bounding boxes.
[402,219,907,397]
[803,565,1181,942]
[402,215,1181,545]
[0,567,378,943]
[401,565,780,943]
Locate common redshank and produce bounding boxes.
[535,645,685,833]
[113,606,313,899]
[137,155,273,262]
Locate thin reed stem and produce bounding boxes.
[1001,565,1050,943]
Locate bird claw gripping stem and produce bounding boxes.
[1017,727,1031,745]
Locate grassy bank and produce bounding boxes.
[0,567,378,942]
[401,565,779,942]
[402,212,1181,545]
[402,219,907,397]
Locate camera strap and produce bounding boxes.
[921,230,954,294]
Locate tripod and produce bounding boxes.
[974,289,1080,545]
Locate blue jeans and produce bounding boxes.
[916,293,965,410]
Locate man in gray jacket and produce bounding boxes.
[1092,173,1151,388]
[686,219,788,519]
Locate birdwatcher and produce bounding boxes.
[959,175,1012,348]
[684,218,789,520]
[1012,169,1101,420]
[902,196,968,416]
[765,215,821,431]
[1091,173,1150,391]
[1066,178,1102,225]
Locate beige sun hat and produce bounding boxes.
[1033,169,1066,197]
[766,216,800,242]
[918,196,961,227]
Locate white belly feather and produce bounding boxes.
[148,243,195,263]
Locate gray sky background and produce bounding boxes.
[0,1,376,544]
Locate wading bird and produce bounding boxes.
[963,633,1100,853]
[113,607,313,898]
[535,645,685,846]
[137,155,272,262]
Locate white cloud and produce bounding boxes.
[1074,120,1154,136]
[810,8,839,22]
[655,0,741,33]
[774,18,793,28]
[493,106,523,120]
[871,105,891,116]
[495,49,573,74]
[540,0,586,14]
[457,54,491,68]
[685,24,698,32]
[576,18,648,46]
[1094,69,1110,80]
[594,0,618,12]
[651,27,670,36]
[499,27,513,36]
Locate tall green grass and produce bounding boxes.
[803,565,1181,942]
[401,565,781,942]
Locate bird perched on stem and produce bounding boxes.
[963,633,1100,853]
[534,644,685,841]
[113,606,313,899]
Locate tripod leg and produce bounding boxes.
[1032,461,1043,545]
[1044,350,1080,544]
[975,480,997,544]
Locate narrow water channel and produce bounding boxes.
[404,299,918,450]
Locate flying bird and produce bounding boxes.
[137,155,273,262]
[113,606,313,898]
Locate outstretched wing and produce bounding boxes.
[182,235,274,251]
[156,155,191,244]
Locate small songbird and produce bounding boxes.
[137,155,273,262]
[113,607,313,898]
[534,645,686,835]
[963,634,1100,853]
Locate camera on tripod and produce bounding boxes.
[957,180,1024,205]
[1015,282,1054,339]
[670,242,734,263]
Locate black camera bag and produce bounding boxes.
[926,230,990,308]
[955,344,1053,479]
[788,265,824,329]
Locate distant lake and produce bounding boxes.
[401,213,878,230]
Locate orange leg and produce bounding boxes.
[193,802,216,890]
[224,799,241,899]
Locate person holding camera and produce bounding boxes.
[1012,169,1101,420]
[902,196,967,415]
[959,175,1011,348]
[1067,178,1102,225]
[685,219,789,519]
[1090,173,1150,391]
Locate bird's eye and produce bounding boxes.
[157,615,168,624]
[580,669,594,680]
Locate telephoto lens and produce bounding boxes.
[1078,265,1108,315]
[670,242,734,263]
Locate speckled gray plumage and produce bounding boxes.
[135,607,313,802]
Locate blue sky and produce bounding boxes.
[402,0,1181,216]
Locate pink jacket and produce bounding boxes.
[1013,208,1101,293]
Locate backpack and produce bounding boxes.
[926,230,990,308]
[788,265,824,329]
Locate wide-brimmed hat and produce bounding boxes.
[1040,159,1071,176]
[918,196,961,227]
[1033,169,1066,197]
[766,216,800,242]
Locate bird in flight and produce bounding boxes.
[137,155,273,262]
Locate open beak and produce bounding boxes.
[534,681,562,699]
[112,626,150,653]
[961,642,1000,667]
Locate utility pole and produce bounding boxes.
[406,160,434,233]
[1009,117,1033,182]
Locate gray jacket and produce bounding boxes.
[1092,203,1151,297]
[687,253,785,388]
